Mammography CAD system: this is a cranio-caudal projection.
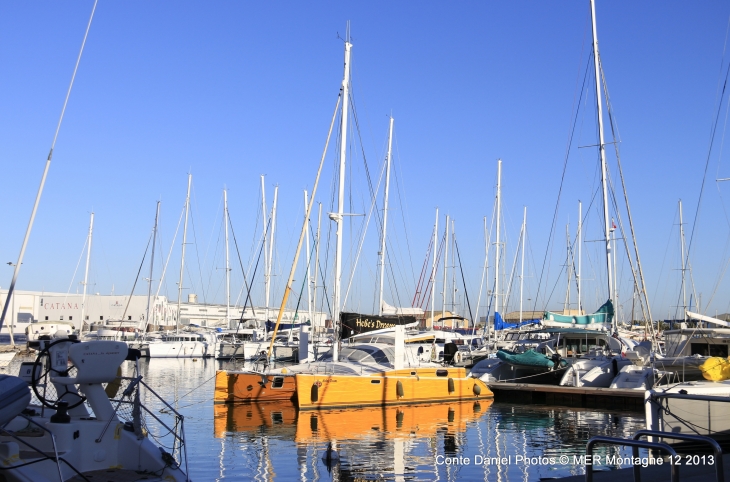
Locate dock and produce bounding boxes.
[487,382,645,411]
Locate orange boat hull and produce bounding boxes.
[214,370,296,403]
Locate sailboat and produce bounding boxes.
[472,0,644,387]
[214,30,492,407]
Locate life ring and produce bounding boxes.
[454,351,463,364]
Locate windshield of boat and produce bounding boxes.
[317,345,393,365]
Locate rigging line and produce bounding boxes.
[122,234,152,330]
[155,203,185,299]
[533,53,593,315]
[503,223,523,314]
[605,167,648,322]
[412,235,433,307]
[65,235,89,297]
[342,143,387,307]
[453,234,474,324]
[393,132,417,292]
[229,210,263,320]
[684,59,730,286]
[189,188,207,304]
[601,62,652,324]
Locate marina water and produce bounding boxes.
[3,353,646,481]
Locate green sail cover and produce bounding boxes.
[496,349,567,369]
[543,299,613,326]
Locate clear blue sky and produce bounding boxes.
[1,1,729,322]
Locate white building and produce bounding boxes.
[0,289,327,336]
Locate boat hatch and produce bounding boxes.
[272,377,285,388]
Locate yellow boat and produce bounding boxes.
[214,342,492,408]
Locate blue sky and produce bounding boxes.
[1,1,730,322]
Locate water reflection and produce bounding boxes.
[3,355,648,481]
[214,400,644,481]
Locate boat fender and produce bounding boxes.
[396,380,404,398]
[454,351,463,364]
[473,384,481,396]
[448,378,455,393]
[311,383,319,403]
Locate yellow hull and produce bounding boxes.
[296,367,492,410]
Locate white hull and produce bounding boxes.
[147,340,214,358]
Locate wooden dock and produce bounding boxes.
[487,382,645,411]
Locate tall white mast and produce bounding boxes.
[451,220,457,314]
[80,211,94,334]
[0,2,97,334]
[519,207,526,323]
[378,116,394,316]
[314,203,322,333]
[495,160,502,317]
[145,202,160,330]
[577,200,582,313]
[261,175,269,321]
[176,174,191,334]
[331,31,352,361]
[441,215,450,320]
[304,190,312,324]
[224,189,230,328]
[564,224,572,313]
[268,186,278,319]
[679,199,687,322]
[590,0,614,308]
[430,208,438,326]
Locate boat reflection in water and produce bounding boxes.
[213,400,645,481]
[214,400,491,480]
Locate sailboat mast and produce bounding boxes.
[578,200,582,313]
[176,174,191,334]
[0,1,97,334]
[519,207,526,323]
[224,189,230,328]
[314,202,322,333]
[268,186,279,316]
[146,202,160,331]
[441,215,450,320]
[378,116,394,316]
[261,175,269,321]
[430,208,438,326]
[80,211,94,334]
[304,190,312,324]
[331,33,352,361]
[495,160,502,317]
[679,199,687,322]
[590,0,614,307]
[451,220,457,314]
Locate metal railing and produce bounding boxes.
[632,430,724,482]
[585,435,678,482]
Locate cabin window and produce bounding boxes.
[410,371,416,375]
[60,316,64,321]
[85,316,89,320]
[100,316,103,321]
[128,316,132,321]
[45,316,48,321]
[69,316,73,321]
[691,343,728,357]
[272,377,285,389]
[436,370,449,377]
[370,379,381,384]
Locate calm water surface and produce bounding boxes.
[5,353,647,481]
